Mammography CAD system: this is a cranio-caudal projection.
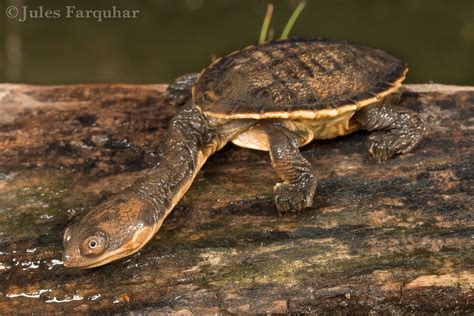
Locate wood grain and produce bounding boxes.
[0,83,472,313]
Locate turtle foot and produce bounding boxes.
[368,112,426,162]
[273,176,317,214]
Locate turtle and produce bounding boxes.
[63,38,426,268]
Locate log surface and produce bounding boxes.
[0,83,472,314]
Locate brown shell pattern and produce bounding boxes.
[193,38,407,119]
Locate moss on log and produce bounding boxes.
[0,83,472,314]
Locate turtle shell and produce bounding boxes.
[193,38,407,120]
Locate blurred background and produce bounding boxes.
[0,0,473,85]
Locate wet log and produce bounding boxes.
[0,83,472,314]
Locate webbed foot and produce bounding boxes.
[355,102,427,162]
[274,174,317,214]
[266,123,318,214]
[368,120,425,162]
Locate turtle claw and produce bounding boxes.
[368,126,425,162]
[274,178,316,214]
[368,132,396,162]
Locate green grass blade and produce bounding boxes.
[280,1,306,39]
[259,4,274,44]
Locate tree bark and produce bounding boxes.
[0,83,472,314]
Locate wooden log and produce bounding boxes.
[0,83,472,314]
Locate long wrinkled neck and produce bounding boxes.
[131,105,231,231]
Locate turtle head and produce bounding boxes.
[62,194,157,269]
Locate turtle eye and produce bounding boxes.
[81,235,107,256]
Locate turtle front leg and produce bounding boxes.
[165,73,200,106]
[354,100,427,162]
[267,123,317,213]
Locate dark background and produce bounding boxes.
[1,0,473,85]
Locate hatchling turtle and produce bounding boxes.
[63,38,426,268]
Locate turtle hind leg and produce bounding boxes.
[267,123,317,214]
[165,73,200,106]
[354,100,427,162]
